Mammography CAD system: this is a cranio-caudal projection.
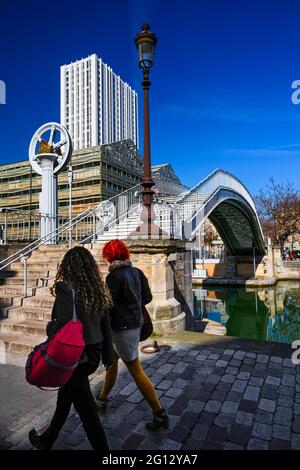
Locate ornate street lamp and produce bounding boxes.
[133,24,163,237]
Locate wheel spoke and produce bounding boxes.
[48,125,56,146]
[53,139,67,150]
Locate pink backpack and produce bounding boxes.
[26,288,86,389]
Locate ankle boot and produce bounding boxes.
[145,408,169,431]
[28,428,52,450]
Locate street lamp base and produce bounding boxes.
[129,222,169,239]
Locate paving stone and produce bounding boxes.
[246,352,257,359]
[223,349,235,356]
[265,376,281,386]
[223,442,245,450]
[252,422,272,440]
[258,398,276,413]
[256,354,269,364]
[157,380,173,391]
[226,391,243,403]
[173,378,189,389]
[214,413,234,430]
[270,439,291,450]
[63,431,84,447]
[221,374,235,384]
[158,364,175,375]
[292,416,300,433]
[294,403,300,415]
[272,425,291,441]
[231,380,247,393]
[254,410,273,425]
[216,382,231,392]
[283,358,295,368]
[207,425,227,444]
[164,387,183,399]
[278,396,294,408]
[221,401,239,415]
[233,351,246,360]
[229,359,242,368]
[249,376,264,387]
[179,411,199,428]
[270,356,283,364]
[208,353,220,360]
[228,423,252,445]
[261,384,278,400]
[244,386,260,402]
[194,354,207,362]
[186,400,205,413]
[127,391,143,404]
[281,374,296,387]
[191,423,209,441]
[238,399,257,413]
[167,424,190,443]
[159,396,175,410]
[197,411,216,425]
[274,407,293,426]
[187,349,199,357]
[216,360,229,368]
[204,400,222,414]
[119,382,137,396]
[226,366,239,375]
[237,371,250,380]
[244,359,255,366]
[278,385,294,397]
[235,411,254,426]
[182,438,203,450]
[159,439,182,450]
[201,441,223,450]
[211,390,227,402]
[121,433,144,450]
[126,410,146,426]
[168,398,188,416]
[247,438,269,450]
[291,433,300,450]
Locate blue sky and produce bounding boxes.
[0,0,300,195]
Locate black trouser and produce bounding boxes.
[42,358,109,451]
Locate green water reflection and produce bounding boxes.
[192,281,300,344]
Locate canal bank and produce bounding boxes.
[191,281,300,345]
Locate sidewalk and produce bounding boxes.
[1,332,300,451]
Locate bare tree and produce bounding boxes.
[255,178,300,251]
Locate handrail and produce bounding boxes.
[0,183,141,272]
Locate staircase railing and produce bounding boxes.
[0,183,142,273]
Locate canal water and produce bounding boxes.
[192,281,300,345]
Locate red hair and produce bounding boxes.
[102,239,130,263]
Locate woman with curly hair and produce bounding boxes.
[95,239,169,431]
[28,246,114,451]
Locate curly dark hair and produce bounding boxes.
[50,246,112,313]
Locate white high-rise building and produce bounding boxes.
[60,54,138,150]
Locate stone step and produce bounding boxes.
[0,269,54,278]
[0,286,35,296]
[22,295,55,308]
[0,331,46,354]
[8,306,52,322]
[0,318,47,337]
[0,277,47,286]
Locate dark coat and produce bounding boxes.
[106,265,152,332]
[46,281,114,369]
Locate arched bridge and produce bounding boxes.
[175,169,265,256]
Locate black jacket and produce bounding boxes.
[46,281,114,368]
[106,266,152,332]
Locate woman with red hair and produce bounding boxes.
[96,239,169,431]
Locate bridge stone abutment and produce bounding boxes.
[126,239,193,335]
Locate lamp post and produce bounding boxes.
[133,24,164,237]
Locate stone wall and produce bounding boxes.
[126,239,193,335]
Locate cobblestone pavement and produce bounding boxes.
[1,334,300,451]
